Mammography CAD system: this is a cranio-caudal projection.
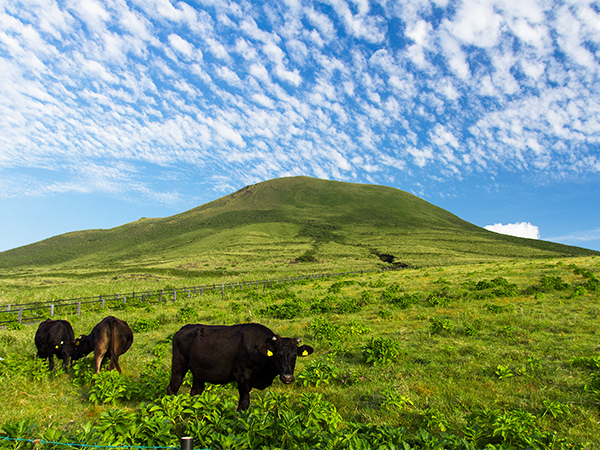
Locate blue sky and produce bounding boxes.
[1,0,600,253]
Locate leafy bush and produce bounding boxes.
[359,290,375,304]
[390,293,420,309]
[298,360,336,387]
[426,292,451,307]
[260,301,302,319]
[362,337,400,366]
[429,317,454,335]
[130,317,161,333]
[308,317,344,342]
[328,280,355,293]
[336,298,363,314]
[177,306,199,323]
[310,295,337,313]
[88,371,130,405]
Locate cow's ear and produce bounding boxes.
[259,343,275,357]
[298,345,314,357]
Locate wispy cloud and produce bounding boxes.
[1,0,599,206]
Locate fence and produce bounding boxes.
[0,268,395,326]
[0,436,202,450]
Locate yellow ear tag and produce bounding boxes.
[55,345,59,349]
[76,342,79,346]
[302,350,309,357]
[266,350,273,357]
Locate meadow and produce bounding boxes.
[1,255,600,449]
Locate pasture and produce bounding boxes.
[1,256,600,449]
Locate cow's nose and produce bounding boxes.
[281,374,294,384]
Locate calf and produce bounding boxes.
[167,323,314,410]
[34,319,75,371]
[72,316,133,374]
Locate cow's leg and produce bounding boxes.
[236,382,252,411]
[167,345,188,395]
[189,378,205,396]
[48,353,55,371]
[61,352,70,371]
[94,348,107,374]
[108,353,122,373]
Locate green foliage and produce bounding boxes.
[429,317,454,335]
[336,298,363,314]
[176,306,199,323]
[362,337,400,366]
[426,292,451,307]
[298,360,336,387]
[307,317,344,342]
[310,294,337,313]
[260,301,303,319]
[463,408,563,448]
[130,317,161,333]
[88,371,129,405]
[0,354,47,381]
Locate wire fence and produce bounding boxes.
[0,267,397,326]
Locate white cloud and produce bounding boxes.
[485,222,540,239]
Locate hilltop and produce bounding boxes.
[0,176,596,274]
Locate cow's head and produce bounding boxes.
[260,336,314,384]
[55,339,76,359]
[71,334,92,360]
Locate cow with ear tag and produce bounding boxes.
[34,319,76,371]
[167,323,314,410]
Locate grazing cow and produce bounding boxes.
[72,316,133,374]
[167,323,314,410]
[34,319,75,371]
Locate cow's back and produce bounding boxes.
[92,316,133,353]
[183,323,274,383]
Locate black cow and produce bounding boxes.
[167,323,314,410]
[34,319,75,371]
[72,316,133,374]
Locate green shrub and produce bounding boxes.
[359,290,375,304]
[336,298,363,314]
[298,360,336,387]
[362,337,400,366]
[176,306,199,323]
[131,317,160,333]
[307,317,343,342]
[390,293,420,308]
[426,292,450,307]
[260,301,302,319]
[310,295,336,313]
[429,317,453,335]
[88,371,130,405]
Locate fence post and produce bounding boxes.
[187,289,190,300]
[180,436,193,450]
[6,304,10,312]
[173,289,176,302]
[50,305,54,317]
[159,290,163,302]
[18,308,23,324]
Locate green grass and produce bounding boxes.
[1,256,600,448]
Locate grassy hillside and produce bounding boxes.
[0,177,595,276]
[1,256,600,448]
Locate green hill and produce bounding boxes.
[0,176,596,272]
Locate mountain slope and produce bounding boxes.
[0,176,596,271]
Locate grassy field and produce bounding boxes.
[1,255,600,448]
